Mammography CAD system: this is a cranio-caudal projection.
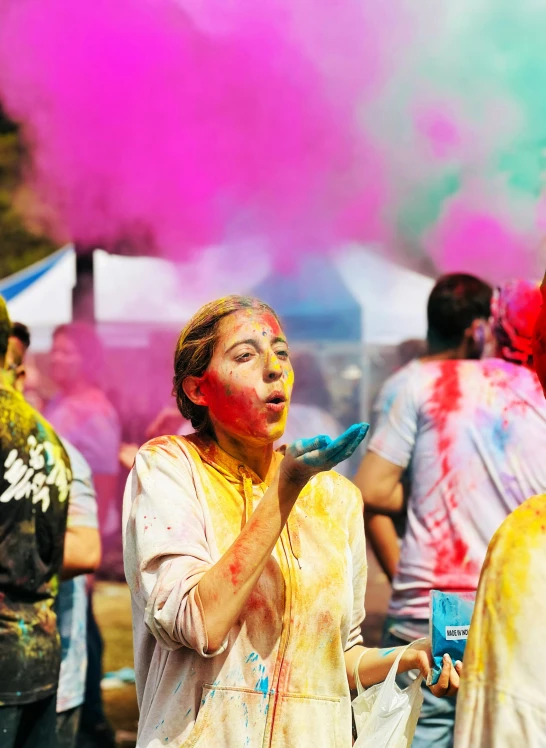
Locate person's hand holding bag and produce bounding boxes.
[401,638,462,698]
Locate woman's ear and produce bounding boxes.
[182,376,208,407]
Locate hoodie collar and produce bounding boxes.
[184,432,283,487]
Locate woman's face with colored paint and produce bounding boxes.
[190,309,294,444]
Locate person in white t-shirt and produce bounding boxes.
[361,274,493,583]
[355,278,546,748]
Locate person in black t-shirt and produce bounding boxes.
[0,297,72,748]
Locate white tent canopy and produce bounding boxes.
[3,244,434,350]
[336,244,434,345]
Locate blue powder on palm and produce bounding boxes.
[430,590,475,685]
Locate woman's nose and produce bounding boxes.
[265,354,282,380]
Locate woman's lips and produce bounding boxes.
[265,401,286,413]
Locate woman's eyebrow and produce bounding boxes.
[225,338,260,354]
[225,335,287,354]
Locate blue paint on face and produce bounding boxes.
[185,708,192,717]
[173,681,182,695]
[245,652,259,663]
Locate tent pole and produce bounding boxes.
[72,248,95,322]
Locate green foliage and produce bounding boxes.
[0,108,57,280]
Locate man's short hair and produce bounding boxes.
[0,296,11,360]
[10,322,31,351]
[427,273,493,353]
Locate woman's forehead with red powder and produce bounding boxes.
[215,309,286,352]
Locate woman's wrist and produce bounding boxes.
[398,642,431,681]
[277,464,308,505]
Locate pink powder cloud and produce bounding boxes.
[426,198,533,281]
[0,0,390,262]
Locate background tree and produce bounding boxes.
[0,107,57,279]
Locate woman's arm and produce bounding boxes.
[197,466,305,651]
[199,426,368,651]
[344,643,461,696]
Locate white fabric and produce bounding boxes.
[353,639,425,747]
[123,433,367,747]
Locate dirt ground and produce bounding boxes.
[96,548,391,747]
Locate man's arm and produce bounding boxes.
[353,451,404,513]
[62,526,101,580]
[364,512,400,581]
[60,440,101,580]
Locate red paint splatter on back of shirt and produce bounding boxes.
[427,362,476,585]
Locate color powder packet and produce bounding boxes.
[429,590,476,685]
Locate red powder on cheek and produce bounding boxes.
[203,368,270,437]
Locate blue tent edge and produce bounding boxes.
[0,247,71,302]
[252,256,362,342]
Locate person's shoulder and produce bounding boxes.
[86,388,120,421]
[480,359,544,395]
[500,493,546,531]
[378,360,421,397]
[490,494,546,555]
[138,434,191,458]
[2,388,62,441]
[134,434,198,475]
[61,439,92,481]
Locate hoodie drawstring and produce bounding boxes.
[238,466,254,527]
[237,465,301,568]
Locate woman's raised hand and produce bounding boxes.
[281,423,369,486]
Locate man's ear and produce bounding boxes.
[466,318,490,358]
[182,376,208,407]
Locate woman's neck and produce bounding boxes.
[213,425,274,482]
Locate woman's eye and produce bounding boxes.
[275,349,289,359]
[236,352,252,362]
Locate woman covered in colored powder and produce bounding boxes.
[454,278,546,747]
[123,296,459,747]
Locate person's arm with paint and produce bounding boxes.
[363,512,401,581]
[61,440,101,580]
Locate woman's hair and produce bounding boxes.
[173,295,281,433]
[53,322,104,385]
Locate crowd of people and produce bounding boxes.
[0,269,545,747]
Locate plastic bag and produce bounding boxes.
[430,590,475,685]
[352,639,426,748]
